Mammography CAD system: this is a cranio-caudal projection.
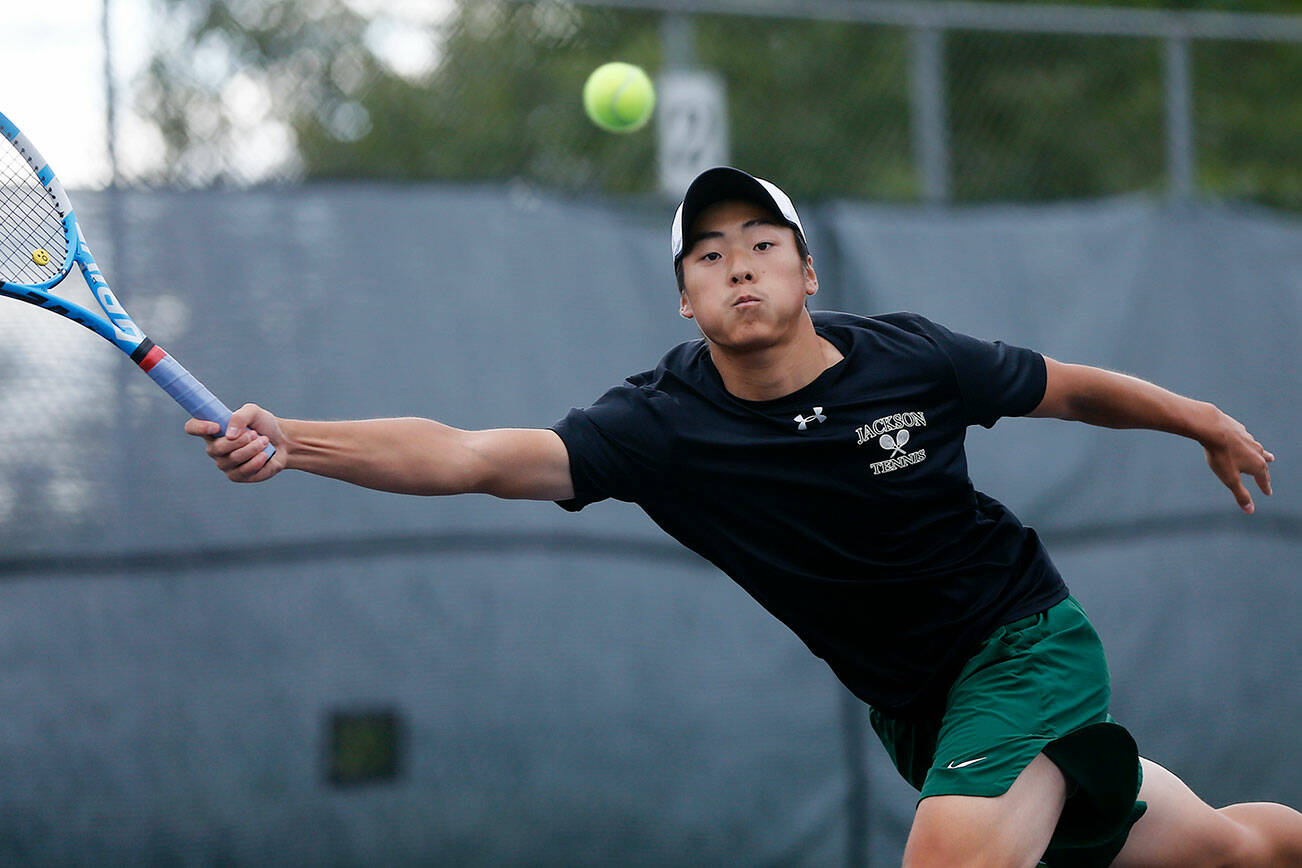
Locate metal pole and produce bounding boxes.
[102,0,120,188]
[910,26,950,204]
[536,0,1302,45]
[661,11,697,69]
[1164,34,1195,200]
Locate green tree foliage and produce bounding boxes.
[138,0,373,183]
[1194,39,1302,210]
[298,3,664,191]
[138,0,1301,208]
[946,32,1168,200]
[691,16,916,200]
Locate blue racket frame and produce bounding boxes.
[0,109,274,457]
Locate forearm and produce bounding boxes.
[281,417,489,495]
[1031,361,1221,445]
[191,404,574,497]
[1030,357,1275,513]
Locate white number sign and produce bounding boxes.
[656,70,729,198]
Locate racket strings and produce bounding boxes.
[0,139,69,286]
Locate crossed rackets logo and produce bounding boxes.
[860,412,928,475]
[794,407,826,430]
[879,428,910,457]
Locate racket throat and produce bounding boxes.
[129,337,167,372]
[129,339,240,436]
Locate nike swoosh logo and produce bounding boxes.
[946,756,988,769]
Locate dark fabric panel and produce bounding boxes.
[0,186,1296,865]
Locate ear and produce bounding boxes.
[679,291,695,319]
[803,255,819,297]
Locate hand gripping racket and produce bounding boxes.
[0,110,273,458]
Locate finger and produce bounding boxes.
[247,453,281,483]
[1249,438,1276,462]
[1211,457,1253,513]
[185,419,221,438]
[210,429,259,460]
[1230,479,1254,514]
[225,435,271,467]
[1254,463,1272,497]
[231,440,275,482]
[225,402,265,440]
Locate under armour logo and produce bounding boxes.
[879,429,910,457]
[794,407,826,430]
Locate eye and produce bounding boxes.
[755,241,774,251]
[699,251,721,262]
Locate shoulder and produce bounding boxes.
[607,337,715,404]
[812,309,953,357]
[573,338,709,425]
[811,308,943,335]
[651,336,711,383]
[868,310,948,339]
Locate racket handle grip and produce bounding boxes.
[136,342,276,459]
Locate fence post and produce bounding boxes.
[102,0,120,188]
[910,26,950,204]
[1164,33,1195,199]
[661,11,696,68]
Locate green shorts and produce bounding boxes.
[870,596,1147,867]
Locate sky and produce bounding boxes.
[0,0,453,516]
[0,0,154,188]
[0,0,452,189]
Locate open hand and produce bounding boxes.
[1202,410,1274,514]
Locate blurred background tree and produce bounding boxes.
[138,0,1302,208]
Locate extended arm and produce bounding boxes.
[185,404,574,501]
[1028,357,1274,514]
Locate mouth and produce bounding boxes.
[733,295,761,307]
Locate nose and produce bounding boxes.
[730,265,755,284]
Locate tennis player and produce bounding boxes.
[188,167,1299,868]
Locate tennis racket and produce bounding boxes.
[0,110,273,457]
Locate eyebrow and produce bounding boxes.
[687,217,781,250]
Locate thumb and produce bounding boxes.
[225,403,262,440]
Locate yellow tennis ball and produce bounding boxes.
[583,62,655,133]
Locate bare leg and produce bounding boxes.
[1112,757,1302,867]
[903,752,1067,868]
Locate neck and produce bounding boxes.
[709,313,844,401]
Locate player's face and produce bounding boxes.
[678,200,818,352]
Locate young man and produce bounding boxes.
[189,168,1298,867]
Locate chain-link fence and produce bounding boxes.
[2,2,1301,866]
[112,0,1302,210]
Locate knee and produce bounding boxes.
[1201,812,1272,868]
[902,844,979,868]
[903,852,1030,868]
[902,831,1034,868]
[1210,803,1302,867]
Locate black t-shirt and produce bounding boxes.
[551,310,1067,719]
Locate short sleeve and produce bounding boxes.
[913,317,1046,428]
[549,381,672,511]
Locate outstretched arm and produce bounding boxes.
[185,404,574,501]
[1028,357,1274,514]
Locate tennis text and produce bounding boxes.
[870,448,928,475]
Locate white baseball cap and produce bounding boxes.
[670,167,807,265]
